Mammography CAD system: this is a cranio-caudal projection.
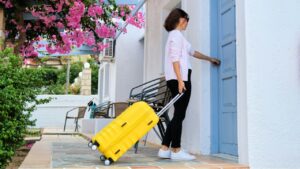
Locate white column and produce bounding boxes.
[80,63,92,95]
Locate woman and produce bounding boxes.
[158,8,220,160]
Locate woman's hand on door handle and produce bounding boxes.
[210,57,221,65]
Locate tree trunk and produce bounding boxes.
[0,8,5,50]
[14,8,26,55]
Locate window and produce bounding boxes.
[103,38,114,57]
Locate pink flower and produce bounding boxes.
[26,143,34,149]
[31,10,57,27]
[66,1,85,29]
[88,5,103,17]
[126,12,145,29]
[93,42,109,52]
[10,19,17,25]
[46,44,57,54]
[95,24,116,38]
[20,43,38,57]
[2,0,145,56]
[26,23,32,29]
[85,31,95,46]
[44,15,56,27]
[0,0,13,8]
[37,44,45,48]
[56,0,64,12]
[121,11,125,17]
[71,29,85,47]
[45,5,55,13]
[35,36,42,41]
[57,22,64,29]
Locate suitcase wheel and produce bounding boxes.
[104,158,113,166]
[100,155,106,161]
[91,144,98,151]
[88,141,93,148]
[91,141,100,151]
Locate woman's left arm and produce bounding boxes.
[192,51,221,65]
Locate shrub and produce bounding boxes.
[0,49,50,168]
[39,60,99,95]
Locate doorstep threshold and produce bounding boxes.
[212,153,238,163]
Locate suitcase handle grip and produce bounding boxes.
[157,93,184,117]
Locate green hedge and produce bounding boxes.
[39,60,98,95]
[0,49,50,168]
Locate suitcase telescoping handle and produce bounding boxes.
[157,93,184,117]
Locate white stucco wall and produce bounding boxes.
[31,95,97,129]
[98,62,111,103]
[144,0,179,81]
[109,62,116,102]
[146,1,300,166]
[145,0,212,155]
[236,0,249,164]
[182,0,212,155]
[239,0,300,168]
[115,25,144,102]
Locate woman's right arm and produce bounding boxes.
[169,32,185,93]
[193,51,220,65]
[173,62,186,93]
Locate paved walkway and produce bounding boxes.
[20,133,249,169]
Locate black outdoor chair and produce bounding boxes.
[93,101,129,119]
[92,101,111,118]
[63,106,87,132]
[107,102,129,118]
[127,76,172,152]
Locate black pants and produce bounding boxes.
[162,69,192,148]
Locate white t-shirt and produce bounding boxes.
[164,30,194,81]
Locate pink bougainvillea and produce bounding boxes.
[88,5,103,17]
[0,0,145,56]
[66,1,85,29]
[0,0,12,8]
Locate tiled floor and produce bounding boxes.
[20,133,249,169]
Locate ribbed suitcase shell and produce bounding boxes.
[91,101,159,162]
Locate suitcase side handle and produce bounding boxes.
[157,93,183,117]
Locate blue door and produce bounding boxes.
[218,0,237,156]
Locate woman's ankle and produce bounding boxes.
[161,145,169,151]
[171,147,181,153]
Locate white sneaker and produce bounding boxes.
[171,150,196,161]
[158,149,171,159]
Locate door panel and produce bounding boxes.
[218,0,238,156]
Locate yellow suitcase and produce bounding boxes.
[88,94,182,166]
